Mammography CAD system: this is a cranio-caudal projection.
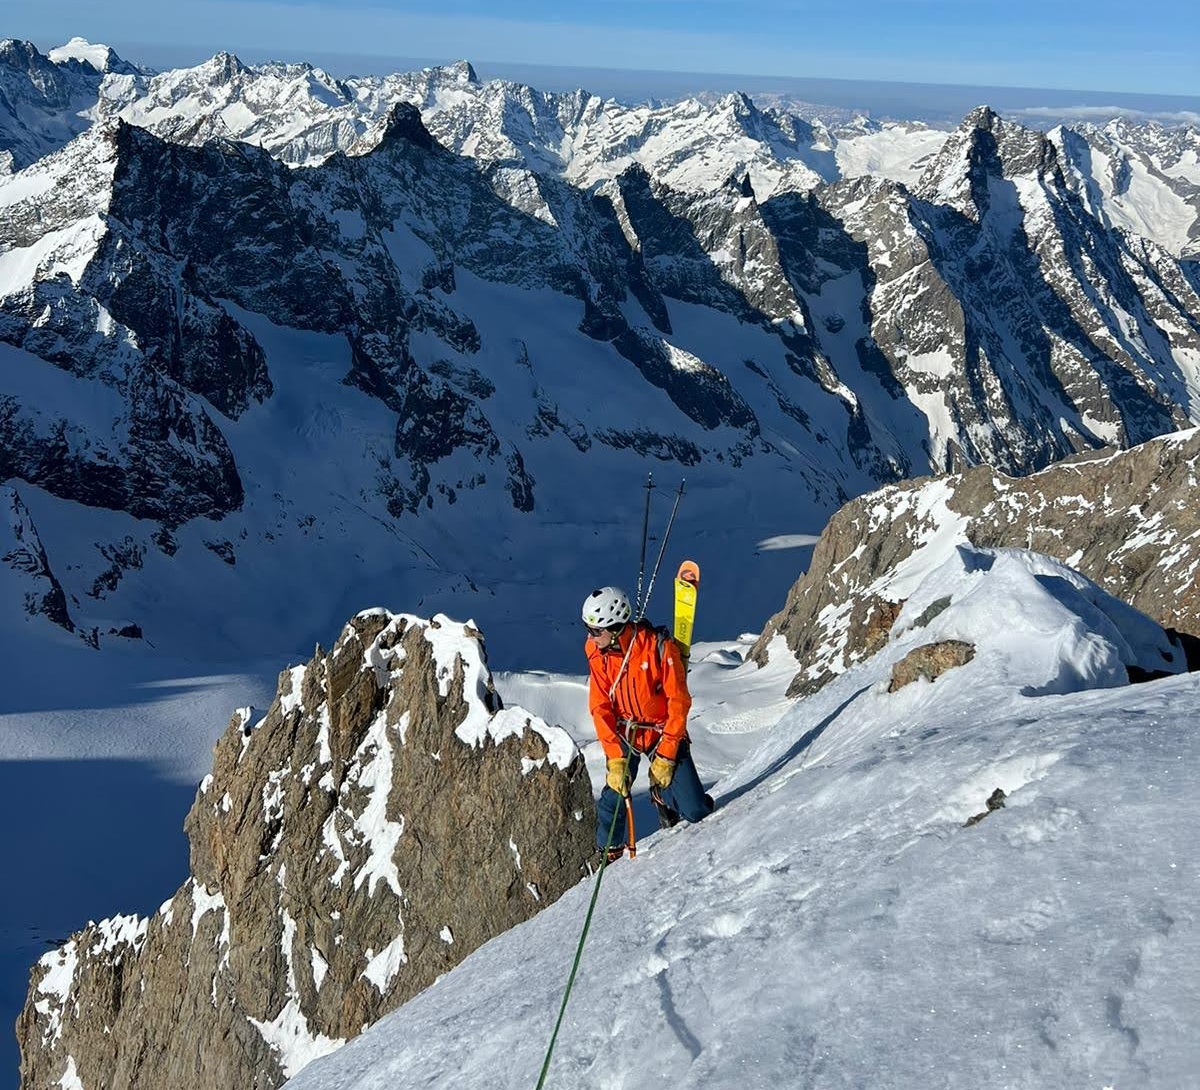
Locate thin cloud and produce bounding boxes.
[1015,105,1200,125]
[757,534,821,551]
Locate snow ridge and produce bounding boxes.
[283,546,1200,1090]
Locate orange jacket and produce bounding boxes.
[585,620,692,762]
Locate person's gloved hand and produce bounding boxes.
[605,757,630,793]
[649,756,676,789]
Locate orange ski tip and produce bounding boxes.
[676,559,700,585]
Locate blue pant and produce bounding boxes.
[596,741,713,849]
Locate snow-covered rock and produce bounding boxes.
[1052,117,1200,259]
[755,428,1200,696]
[274,546,1200,1089]
[46,37,140,77]
[16,610,594,1090]
[0,484,77,639]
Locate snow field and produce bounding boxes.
[280,546,1199,1089]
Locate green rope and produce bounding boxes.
[534,777,627,1089]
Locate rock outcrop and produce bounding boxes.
[1,484,78,638]
[17,610,595,1089]
[887,639,976,692]
[755,429,1200,696]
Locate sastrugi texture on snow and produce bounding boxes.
[16,611,594,1090]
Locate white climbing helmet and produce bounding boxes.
[581,586,632,629]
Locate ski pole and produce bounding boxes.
[609,479,686,708]
[634,473,653,617]
[637,479,685,621]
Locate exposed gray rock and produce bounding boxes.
[17,610,595,1089]
[0,484,77,637]
[612,325,758,431]
[754,429,1200,697]
[963,787,1007,828]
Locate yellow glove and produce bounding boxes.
[605,757,629,793]
[649,756,676,789]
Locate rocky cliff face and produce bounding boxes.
[17,610,595,1089]
[0,485,78,637]
[807,108,1200,475]
[1052,117,1200,260]
[0,39,111,171]
[754,428,1200,697]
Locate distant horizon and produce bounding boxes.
[24,35,1200,128]
[5,0,1197,98]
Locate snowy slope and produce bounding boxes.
[831,118,949,186]
[0,621,775,1090]
[280,547,1200,1090]
[1052,119,1200,259]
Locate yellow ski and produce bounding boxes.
[673,560,700,670]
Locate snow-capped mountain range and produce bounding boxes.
[4,36,1200,1090]
[4,39,1199,252]
[2,38,1200,669]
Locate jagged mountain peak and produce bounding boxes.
[375,100,438,151]
[937,104,1045,165]
[200,49,250,81]
[717,89,759,115]
[0,37,101,120]
[0,38,44,66]
[724,168,756,198]
[912,105,1060,217]
[447,58,479,84]
[961,103,1002,131]
[617,159,653,185]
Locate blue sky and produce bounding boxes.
[11,0,1199,96]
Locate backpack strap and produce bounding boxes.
[654,624,672,667]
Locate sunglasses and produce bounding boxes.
[585,624,613,637]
